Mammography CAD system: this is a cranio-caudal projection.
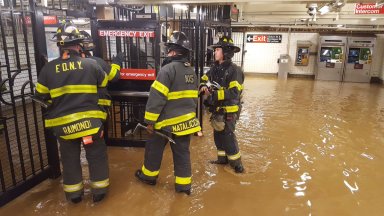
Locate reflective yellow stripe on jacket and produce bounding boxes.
[100,74,108,87]
[201,74,209,82]
[216,105,239,113]
[151,80,169,96]
[108,64,120,81]
[216,81,242,101]
[36,83,49,94]
[98,99,111,106]
[173,126,201,136]
[167,90,198,100]
[45,110,107,127]
[217,89,225,100]
[229,81,243,91]
[145,111,160,122]
[50,85,97,98]
[154,112,196,130]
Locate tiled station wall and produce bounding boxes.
[236,32,384,78]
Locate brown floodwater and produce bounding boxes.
[1,76,384,216]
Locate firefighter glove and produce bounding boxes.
[112,52,125,67]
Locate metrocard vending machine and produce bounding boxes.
[344,37,375,83]
[316,36,347,81]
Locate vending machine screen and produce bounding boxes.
[348,48,360,64]
[320,47,332,62]
[348,48,372,64]
[320,47,343,63]
[295,47,309,66]
[359,48,372,64]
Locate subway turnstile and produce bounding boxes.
[344,37,375,83]
[316,36,347,82]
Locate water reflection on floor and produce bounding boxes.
[2,77,384,216]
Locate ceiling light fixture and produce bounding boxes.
[173,4,188,11]
[371,18,377,21]
[319,5,331,15]
[376,0,384,7]
[306,3,318,17]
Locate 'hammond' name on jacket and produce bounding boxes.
[63,120,92,135]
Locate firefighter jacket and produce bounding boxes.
[89,56,120,107]
[201,60,244,114]
[144,57,201,136]
[35,52,108,140]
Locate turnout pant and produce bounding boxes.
[140,133,192,191]
[58,129,109,200]
[213,113,242,167]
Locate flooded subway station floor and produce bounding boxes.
[2,76,384,216]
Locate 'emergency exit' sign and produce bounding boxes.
[246,34,282,43]
[98,30,155,38]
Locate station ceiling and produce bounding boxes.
[117,0,384,30]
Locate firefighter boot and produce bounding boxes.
[229,159,245,173]
[93,193,106,203]
[176,188,191,195]
[209,156,228,165]
[65,190,84,204]
[70,196,82,204]
[175,183,191,195]
[135,170,157,185]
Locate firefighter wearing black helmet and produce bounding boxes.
[80,30,124,108]
[200,36,245,173]
[34,22,110,203]
[135,31,201,195]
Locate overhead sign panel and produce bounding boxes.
[246,34,282,43]
[24,15,58,25]
[98,30,155,38]
[354,3,384,14]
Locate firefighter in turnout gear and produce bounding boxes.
[135,31,201,195]
[200,36,245,173]
[80,30,124,108]
[34,22,110,203]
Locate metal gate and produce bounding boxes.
[93,5,233,146]
[0,0,60,207]
[92,7,161,146]
[232,32,245,69]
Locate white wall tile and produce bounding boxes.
[243,32,289,73]
[243,32,319,74]
[373,34,384,80]
[242,32,384,79]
